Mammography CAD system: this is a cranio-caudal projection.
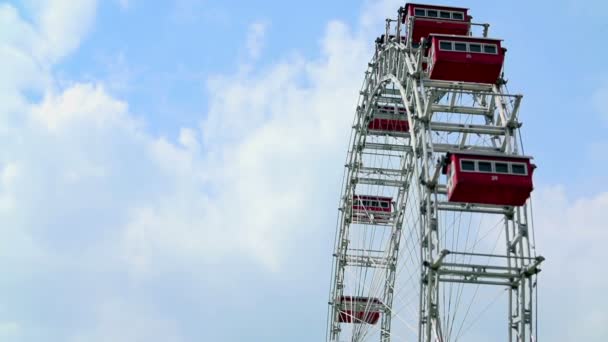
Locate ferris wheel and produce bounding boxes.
[326,3,544,342]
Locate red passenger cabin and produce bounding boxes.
[443,153,535,206]
[427,34,505,84]
[368,104,409,133]
[403,3,470,46]
[338,296,382,324]
[352,195,393,223]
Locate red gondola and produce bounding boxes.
[403,3,470,45]
[352,195,392,223]
[427,34,505,84]
[443,153,535,206]
[338,296,382,324]
[368,118,409,132]
[368,105,409,133]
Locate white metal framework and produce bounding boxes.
[327,6,544,342]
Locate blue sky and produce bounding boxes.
[0,0,607,341]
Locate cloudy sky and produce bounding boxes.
[0,0,607,341]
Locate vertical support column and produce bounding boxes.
[408,81,441,342]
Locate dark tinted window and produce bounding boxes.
[461,160,475,171]
[427,10,438,17]
[380,201,389,208]
[478,161,492,172]
[452,12,464,20]
[454,43,467,51]
[371,201,379,207]
[469,44,482,52]
[362,200,370,206]
[511,164,527,175]
[495,163,509,173]
[415,8,425,16]
[484,45,497,54]
[440,11,451,19]
[439,41,452,50]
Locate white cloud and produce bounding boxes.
[69,299,184,342]
[0,1,96,64]
[0,0,96,130]
[120,19,373,272]
[0,162,19,212]
[30,83,129,132]
[4,5,396,277]
[0,2,101,270]
[533,186,608,341]
[35,0,98,62]
[0,4,49,113]
[121,4,411,276]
